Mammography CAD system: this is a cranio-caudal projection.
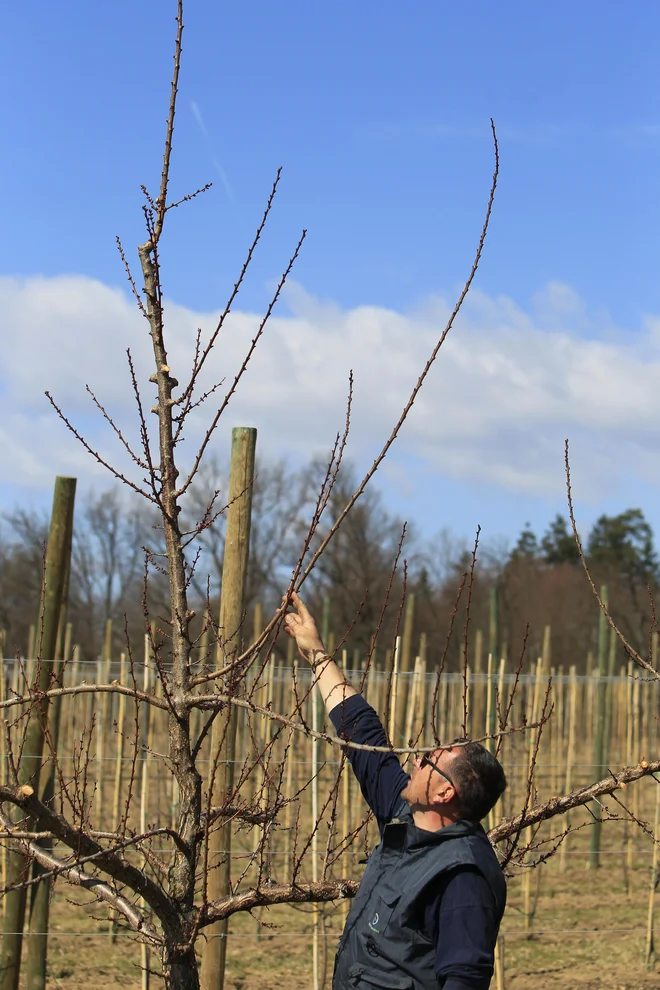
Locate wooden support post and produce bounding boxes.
[140,649,152,990]
[282,664,297,868]
[200,428,257,990]
[108,651,128,945]
[590,585,608,869]
[404,655,423,747]
[388,637,402,744]
[472,630,484,738]
[26,626,36,663]
[541,625,551,670]
[487,656,506,831]
[26,582,72,990]
[0,655,5,905]
[399,592,415,721]
[340,653,351,927]
[645,781,660,968]
[560,665,578,872]
[522,657,543,934]
[603,625,617,765]
[494,935,505,990]
[0,476,76,990]
[649,632,659,759]
[437,676,448,745]
[401,592,415,673]
[111,652,128,829]
[630,674,642,887]
[485,654,495,750]
[311,680,320,990]
[95,619,112,823]
[67,644,81,759]
[625,661,634,893]
[550,666,563,804]
[488,587,498,661]
[418,634,428,726]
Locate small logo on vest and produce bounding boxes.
[368,912,380,933]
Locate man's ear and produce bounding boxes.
[432,779,455,806]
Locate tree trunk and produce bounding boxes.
[164,947,200,990]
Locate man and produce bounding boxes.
[284,592,507,990]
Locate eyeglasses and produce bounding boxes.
[420,753,456,791]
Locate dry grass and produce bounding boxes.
[14,671,660,988]
[23,806,660,990]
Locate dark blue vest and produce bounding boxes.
[332,804,506,990]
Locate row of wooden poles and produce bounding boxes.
[2,448,659,990]
[2,628,658,988]
[236,639,660,989]
[0,431,259,990]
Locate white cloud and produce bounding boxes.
[1,273,659,508]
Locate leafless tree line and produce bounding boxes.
[2,464,656,674]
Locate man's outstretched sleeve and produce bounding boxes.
[329,694,409,834]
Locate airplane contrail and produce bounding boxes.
[191,100,236,205]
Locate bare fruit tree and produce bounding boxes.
[2,6,660,990]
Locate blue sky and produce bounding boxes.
[2,1,660,552]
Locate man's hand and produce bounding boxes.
[283,592,327,663]
[283,592,357,711]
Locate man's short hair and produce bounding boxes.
[449,740,507,822]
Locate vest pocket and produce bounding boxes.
[364,887,401,941]
[348,964,414,989]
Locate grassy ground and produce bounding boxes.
[16,744,660,989]
[25,836,660,989]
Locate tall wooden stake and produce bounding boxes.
[645,782,660,969]
[25,553,73,990]
[140,645,152,990]
[200,427,257,990]
[560,665,578,872]
[522,657,543,934]
[311,680,320,990]
[0,476,76,990]
[625,661,634,892]
[388,637,402,744]
[399,592,416,719]
[485,653,495,750]
[109,651,128,945]
[0,654,5,907]
[488,586,499,661]
[96,619,113,822]
[590,585,608,869]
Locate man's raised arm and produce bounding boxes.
[283,593,409,831]
[283,592,358,714]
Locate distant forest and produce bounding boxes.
[1,457,657,672]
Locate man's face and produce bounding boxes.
[400,746,460,812]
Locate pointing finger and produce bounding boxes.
[291,591,309,617]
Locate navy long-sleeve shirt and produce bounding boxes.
[330,694,503,990]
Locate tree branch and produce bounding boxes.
[0,682,169,713]
[0,783,180,928]
[154,0,184,243]
[202,878,360,925]
[488,759,660,844]
[237,120,500,665]
[0,804,159,943]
